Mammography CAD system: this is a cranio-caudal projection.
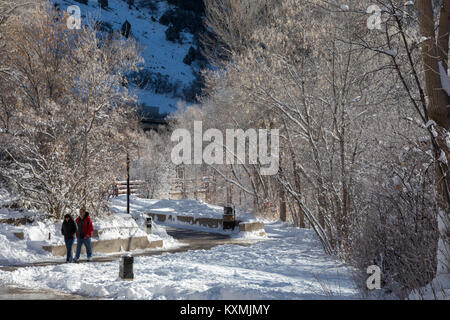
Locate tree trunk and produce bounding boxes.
[418,0,450,276]
[418,0,450,129]
[438,0,450,71]
[279,185,287,222]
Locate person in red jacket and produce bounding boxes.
[74,207,94,262]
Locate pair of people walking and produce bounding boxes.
[61,207,94,263]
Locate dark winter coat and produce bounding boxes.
[75,212,94,239]
[61,218,77,241]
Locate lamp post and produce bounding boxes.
[127,151,130,214]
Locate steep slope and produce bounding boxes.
[53,0,205,116]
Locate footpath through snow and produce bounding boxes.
[0,222,361,299]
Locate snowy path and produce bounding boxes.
[0,285,90,300]
[0,227,255,299]
[0,222,361,299]
[0,227,253,271]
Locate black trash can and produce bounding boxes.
[224,206,233,216]
[223,206,236,230]
[119,255,134,280]
[146,217,152,234]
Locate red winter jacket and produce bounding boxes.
[75,213,94,239]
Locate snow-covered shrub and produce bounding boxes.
[350,141,439,298]
[95,20,113,33]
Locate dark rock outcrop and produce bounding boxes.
[98,0,108,9]
[183,46,197,66]
[121,20,131,38]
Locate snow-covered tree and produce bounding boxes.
[0,5,143,219]
[171,0,446,296]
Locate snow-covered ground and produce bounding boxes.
[0,219,57,265]
[408,273,450,300]
[1,194,259,266]
[0,207,178,266]
[0,222,363,300]
[110,195,258,221]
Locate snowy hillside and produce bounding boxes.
[53,0,205,115]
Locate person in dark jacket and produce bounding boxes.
[61,214,77,263]
[74,207,94,262]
